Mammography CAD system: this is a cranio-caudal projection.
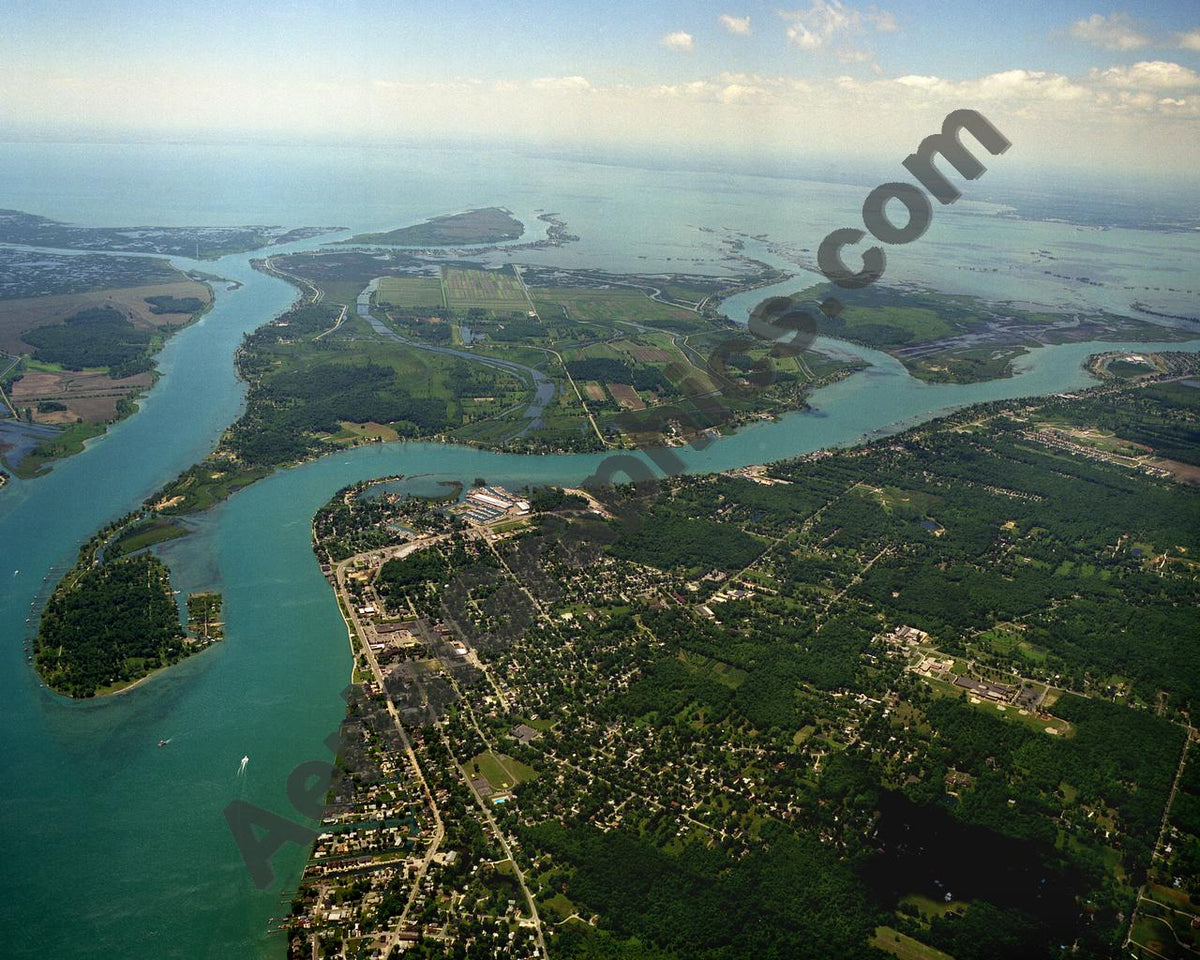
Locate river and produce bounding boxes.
[0,141,1197,958]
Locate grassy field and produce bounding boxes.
[314,279,371,309]
[678,650,748,689]
[470,750,537,793]
[871,926,956,960]
[9,421,105,479]
[443,266,528,314]
[530,287,698,328]
[108,518,190,557]
[376,276,445,310]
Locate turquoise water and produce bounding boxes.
[0,141,1198,958]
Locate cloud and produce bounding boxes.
[1177,29,1200,51]
[865,7,899,32]
[1089,60,1200,90]
[1069,13,1150,51]
[780,0,896,63]
[719,14,752,35]
[7,57,1198,180]
[530,75,593,91]
[782,1,853,51]
[661,30,695,52]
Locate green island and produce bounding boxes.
[34,510,221,697]
[35,548,184,699]
[145,242,1192,523]
[342,207,525,246]
[274,360,1200,959]
[0,246,216,478]
[794,281,1192,383]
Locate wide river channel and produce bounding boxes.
[1,235,1197,958]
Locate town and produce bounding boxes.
[281,365,1200,960]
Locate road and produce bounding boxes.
[331,535,547,957]
[331,542,447,953]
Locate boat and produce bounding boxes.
[158,739,171,747]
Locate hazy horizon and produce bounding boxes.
[3,0,1199,181]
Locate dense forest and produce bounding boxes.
[524,820,879,960]
[35,553,186,697]
[229,359,448,466]
[22,305,153,372]
[608,508,764,575]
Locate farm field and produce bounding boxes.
[442,266,528,314]
[606,383,645,410]
[0,280,211,355]
[529,286,699,329]
[375,276,444,311]
[9,367,156,423]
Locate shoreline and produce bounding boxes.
[0,276,219,480]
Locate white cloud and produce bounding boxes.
[7,57,1198,179]
[865,7,899,32]
[661,30,695,52]
[780,1,896,63]
[1070,13,1150,51]
[530,76,593,91]
[1177,29,1200,51]
[1089,60,1200,90]
[719,14,752,35]
[782,1,852,51]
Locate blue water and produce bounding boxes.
[0,140,1197,959]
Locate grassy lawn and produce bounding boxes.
[871,926,956,960]
[490,518,531,534]
[332,421,401,442]
[470,750,537,793]
[540,892,577,920]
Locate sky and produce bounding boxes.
[2,0,1199,180]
